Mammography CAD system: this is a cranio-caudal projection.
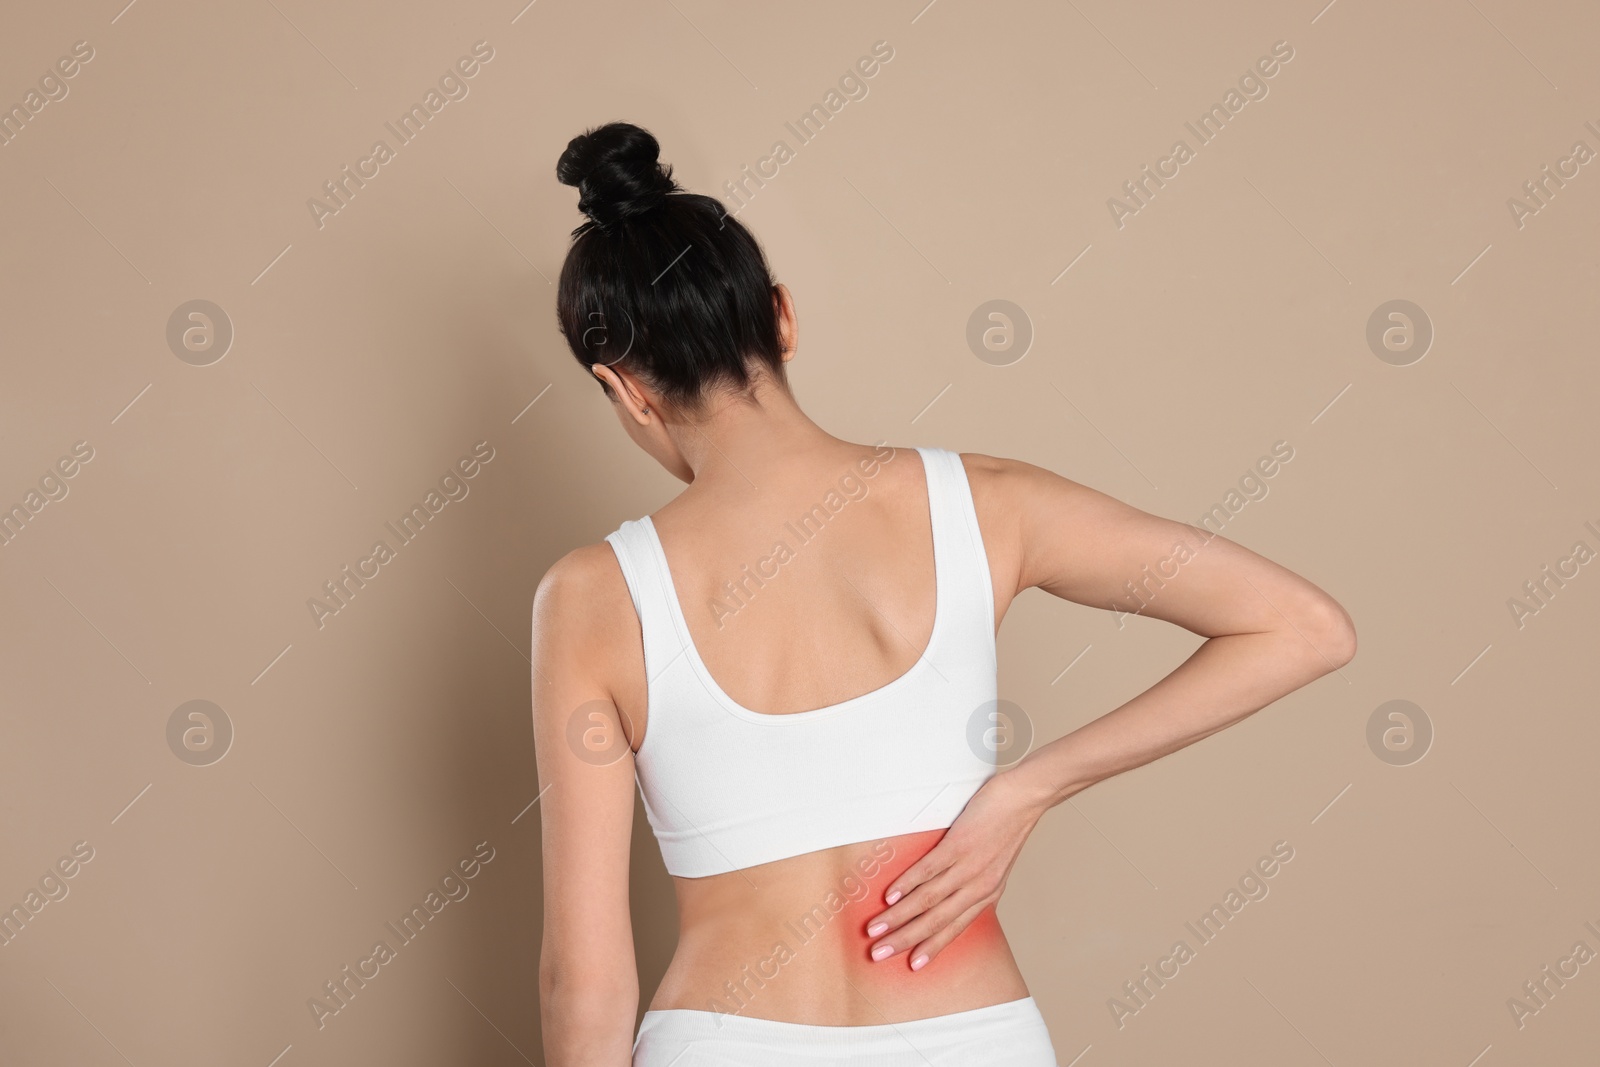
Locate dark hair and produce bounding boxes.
[555,122,788,418]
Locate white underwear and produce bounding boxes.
[632,995,1059,1066]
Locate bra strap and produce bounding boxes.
[604,520,685,691]
[921,446,997,643]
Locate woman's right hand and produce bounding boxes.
[863,769,1048,971]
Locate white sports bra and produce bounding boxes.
[603,445,999,878]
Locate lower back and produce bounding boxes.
[649,829,1029,1024]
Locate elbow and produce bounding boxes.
[1301,595,1357,672]
[539,956,638,1046]
[540,961,638,1011]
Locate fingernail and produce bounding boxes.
[871,944,894,961]
[867,922,888,937]
[910,954,928,971]
[885,890,901,905]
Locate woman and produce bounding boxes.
[532,122,1356,1066]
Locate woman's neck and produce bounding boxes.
[667,379,849,491]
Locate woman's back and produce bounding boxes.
[639,440,949,722]
[601,439,1030,1024]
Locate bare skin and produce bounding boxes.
[532,285,1357,1065]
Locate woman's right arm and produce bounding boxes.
[862,454,1357,971]
[532,545,642,1066]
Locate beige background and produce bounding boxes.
[3,0,1598,1063]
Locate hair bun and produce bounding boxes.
[557,122,680,231]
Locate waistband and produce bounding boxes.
[635,995,1054,1059]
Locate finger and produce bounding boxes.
[868,878,968,962]
[866,865,959,940]
[872,844,957,924]
[905,899,992,971]
[871,889,976,965]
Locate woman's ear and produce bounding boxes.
[772,283,797,360]
[591,363,656,423]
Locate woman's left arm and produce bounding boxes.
[865,453,1357,971]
